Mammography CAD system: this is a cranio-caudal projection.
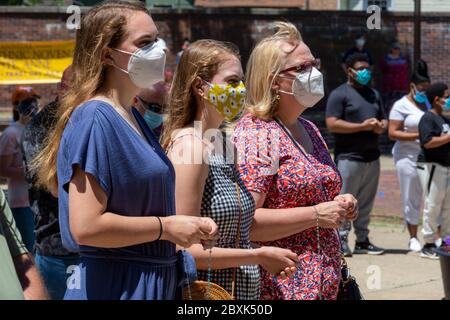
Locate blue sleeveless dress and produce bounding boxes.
[57,100,177,300]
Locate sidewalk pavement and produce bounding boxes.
[344,156,445,300]
[346,220,444,300]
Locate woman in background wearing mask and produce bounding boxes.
[388,60,431,252]
[232,22,358,300]
[162,40,299,300]
[33,1,218,300]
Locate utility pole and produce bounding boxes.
[414,0,421,66]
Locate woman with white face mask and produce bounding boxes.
[33,0,218,300]
[232,22,358,300]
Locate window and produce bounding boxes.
[364,0,392,10]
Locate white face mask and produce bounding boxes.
[112,42,166,89]
[279,67,325,109]
[356,39,366,48]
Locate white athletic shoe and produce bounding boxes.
[409,237,422,252]
[435,238,443,248]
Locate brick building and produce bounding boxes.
[340,0,450,12]
[1,4,450,152]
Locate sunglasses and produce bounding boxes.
[279,58,321,75]
[351,66,370,71]
[136,96,163,114]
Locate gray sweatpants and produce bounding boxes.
[338,159,380,243]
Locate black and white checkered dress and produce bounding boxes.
[197,153,260,300]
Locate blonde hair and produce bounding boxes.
[32,0,149,195]
[161,39,240,150]
[245,21,302,120]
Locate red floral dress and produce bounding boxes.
[232,114,342,300]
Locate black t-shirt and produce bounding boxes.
[418,111,450,167]
[326,83,386,162]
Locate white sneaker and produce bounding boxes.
[409,237,422,252]
[435,238,443,248]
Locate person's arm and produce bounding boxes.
[69,166,217,249]
[0,154,25,179]
[418,116,450,150]
[325,88,377,134]
[13,253,49,300]
[326,117,376,134]
[388,120,419,141]
[249,191,348,242]
[169,138,262,269]
[423,134,450,149]
[0,132,25,179]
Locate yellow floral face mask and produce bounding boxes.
[203,81,246,121]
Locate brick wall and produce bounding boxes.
[309,0,337,10]
[194,0,308,8]
[1,8,450,152]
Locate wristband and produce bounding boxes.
[155,216,163,241]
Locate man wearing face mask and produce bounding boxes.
[417,83,450,259]
[326,53,387,257]
[133,82,167,139]
[341,34,373,74]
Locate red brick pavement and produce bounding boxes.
[372,169,403,221]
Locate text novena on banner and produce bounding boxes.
[0,40,74,85]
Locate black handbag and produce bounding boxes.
[337,255,364,300]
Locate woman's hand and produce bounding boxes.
[161,216,219,249]
[255,246,298,279]
[314,201,348,228]
[334,194,358,221]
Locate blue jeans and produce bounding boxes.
[35,253,79,300]
[11,207,35,253]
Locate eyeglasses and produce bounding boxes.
[279,58,321,75]
[136,96,163,114]
[352,66,370,71]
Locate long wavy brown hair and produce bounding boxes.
[160,39,240,150]
[32,0,149,195]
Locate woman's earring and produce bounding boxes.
[272,92,281,107]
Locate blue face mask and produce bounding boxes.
[443,98,450,112]
[144,110,163,130]
[353,68,372,86]
[414,91,428,105]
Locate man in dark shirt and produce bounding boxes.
[416,82,450,259]
[21,66,79,299]
[326,53,387,257]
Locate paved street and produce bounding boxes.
[346,156,445,300]
[347,222,444,300]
